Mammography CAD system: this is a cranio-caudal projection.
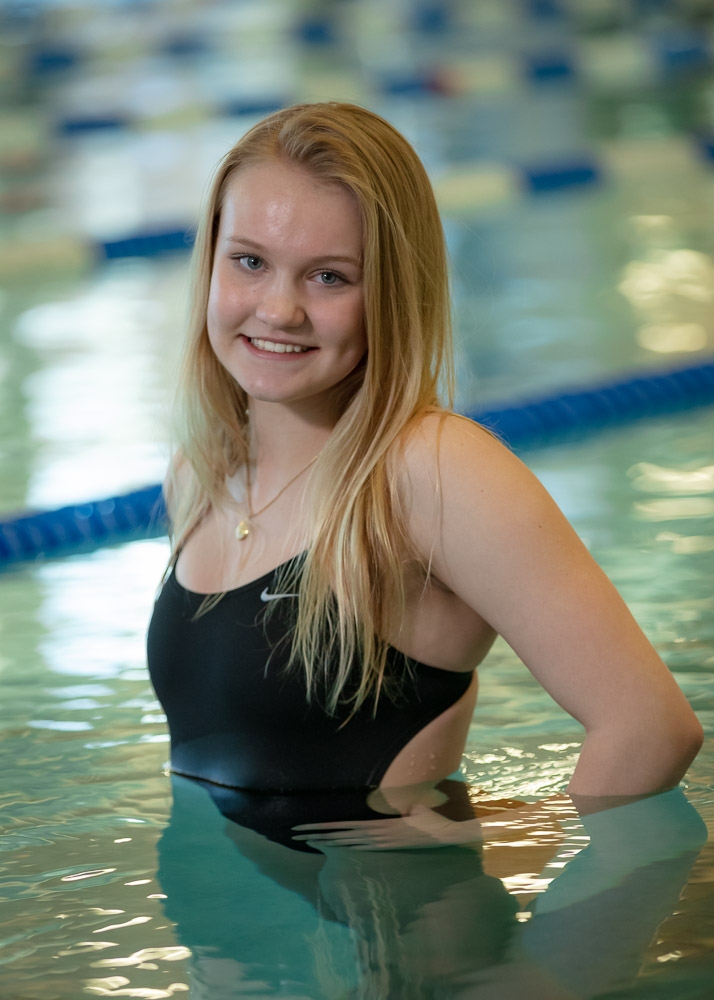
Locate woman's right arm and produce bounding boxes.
[400,414,703,798]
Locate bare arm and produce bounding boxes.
[401,415,703,796]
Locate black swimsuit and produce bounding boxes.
[147,559,474,794]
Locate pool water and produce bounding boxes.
[2,1,714,997]
[1,408,712,999]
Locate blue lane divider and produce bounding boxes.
[28,140,714,270]
[24,17,714,88]
[521,159,601,193]
[1,360,713,569]
[41,153,603,269]
[100,228,195,261]
[48,43,714,138]
[0,485,166,571]
[525,0,565,19]
[525,53,576,83]
[466,360,714,449]
[657,33,712,73]
[58,115,133,137]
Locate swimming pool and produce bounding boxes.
[1,407,712,998]
[2,1,714,997]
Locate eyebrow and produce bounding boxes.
[225,237,362,268]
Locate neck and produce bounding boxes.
[245,399,335,481]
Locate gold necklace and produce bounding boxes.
[235,454,319,541]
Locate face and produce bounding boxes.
[206,159,366,415]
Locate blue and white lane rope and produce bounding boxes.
[0,160,603,276]
[469,360,714,448]
[1,359,713,569]
[40,37,714,137]
[7,128,714,275]
[0,484,167,571]
[19,16,714,93]
[7,18,712,151]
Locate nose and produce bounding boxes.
[254,276,305,329]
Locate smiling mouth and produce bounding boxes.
[249,337,312,354]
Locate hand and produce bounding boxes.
[293,805,484,850]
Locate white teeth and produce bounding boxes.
[250,338,309,354]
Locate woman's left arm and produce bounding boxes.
[402,416,703,796]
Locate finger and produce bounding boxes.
[292,820,377,831]
[352,844,399,852]
[292,832,376,844]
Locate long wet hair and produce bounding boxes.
[170,101,453,712]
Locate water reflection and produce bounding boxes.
[156,776,705,999]
[656,532,714,555]
[628,462,714,495]
[617,243,714,358]
[619,250,714,308]
[633,498,714,521]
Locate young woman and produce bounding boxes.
[147,101,702,832]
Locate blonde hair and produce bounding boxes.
[170,102,453,712]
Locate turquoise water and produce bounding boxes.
[1,409,712,998]
[2,1,714,996]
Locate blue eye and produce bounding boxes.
[238,255,263,271]
[318,271,341,285]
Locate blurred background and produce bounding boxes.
[2,0,714,515]
[1,1,714,996]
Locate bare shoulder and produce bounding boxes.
[395,409,591,611]
[400,409,528,473]
[397,410,552,529]
[399,409,489,462]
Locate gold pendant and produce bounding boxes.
[235,520,251,541]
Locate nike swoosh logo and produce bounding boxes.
[260,587,299,602]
